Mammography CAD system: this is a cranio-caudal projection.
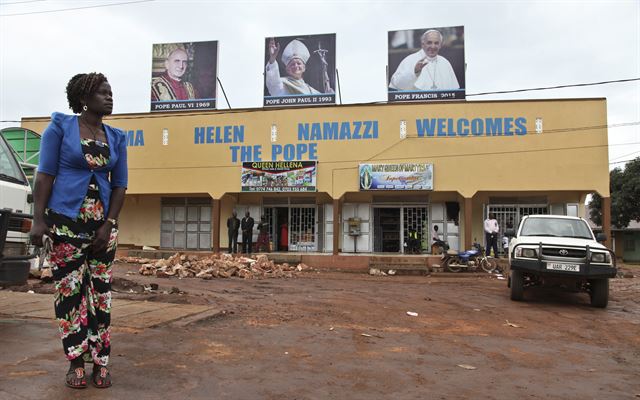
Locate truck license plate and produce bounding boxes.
[546,263,580,272]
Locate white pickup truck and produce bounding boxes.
[506,215,616,308]
[0,133,33,285]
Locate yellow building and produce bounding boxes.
[21,98,612,258]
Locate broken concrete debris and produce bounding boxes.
[118,253,312,280]
[368,268,387,276]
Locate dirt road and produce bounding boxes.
[1,263,639,399]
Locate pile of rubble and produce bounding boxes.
[119,253,312,280]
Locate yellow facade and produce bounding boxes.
[22,98,610,253]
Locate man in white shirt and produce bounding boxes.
[389,29,460,91]
[430,224,446,254]
[484,213,500,257]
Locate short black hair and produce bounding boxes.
[65,72,108,114]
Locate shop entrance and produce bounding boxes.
[264,207,289,251]
[372,205,430,253]
[290,207,317,252]
[263,205,317,252]
[373,207,401,252]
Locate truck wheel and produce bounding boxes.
[590,279,609,308]
[510,270,524,301]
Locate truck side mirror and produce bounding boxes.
[596,233,607,242]
[505,229,516,238]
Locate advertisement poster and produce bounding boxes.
[263,33,336,107]
[242,161,317,192]
[388,26,465,102]
[359,163,433,190]
[150,40,218,112]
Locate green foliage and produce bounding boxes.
[589,192,603,226]
[589,157,640,228]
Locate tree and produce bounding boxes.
[589,157,640,228]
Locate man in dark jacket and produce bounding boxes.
[226,211,240,253]
[241,211,255,254]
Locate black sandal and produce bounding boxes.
[92,365,112,388]
[65,367,87,389]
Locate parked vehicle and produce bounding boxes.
[506,215,616,308]
[442,242,497,273]
[0,209,34,285]
[0,133,34,284]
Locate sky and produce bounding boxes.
[0,0,639,168]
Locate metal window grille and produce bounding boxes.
[290,207,316,251]
[403,207,428,251]
[487,204,548,254]
[263,207,275,244]
[317,205,324,252]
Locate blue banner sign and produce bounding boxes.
[359,163,433,190]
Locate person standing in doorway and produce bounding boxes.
[241,211,255,254]
[484,213,500,258]
[226,211,240,253]
[279,222,289,251]
[502,234,510,257]
[256,215,270,252]
[431,224,446,254]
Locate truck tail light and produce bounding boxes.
[20,218,32,233]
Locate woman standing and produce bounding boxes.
[30,72,127,389]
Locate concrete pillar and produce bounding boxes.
[464,197,473,250]
[602,196,611,249]
[212,198,221,252]
[333,199,341,255]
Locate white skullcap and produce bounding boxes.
[165,43,186,58]
[281,40,310,66]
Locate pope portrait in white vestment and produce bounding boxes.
[265,38,329,96]
[389,29,460,91]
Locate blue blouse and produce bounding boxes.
[38,112,128,219]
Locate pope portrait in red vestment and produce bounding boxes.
[151,46,197,101]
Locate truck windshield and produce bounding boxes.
[0,136,28,185]
[520,217,593,239]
